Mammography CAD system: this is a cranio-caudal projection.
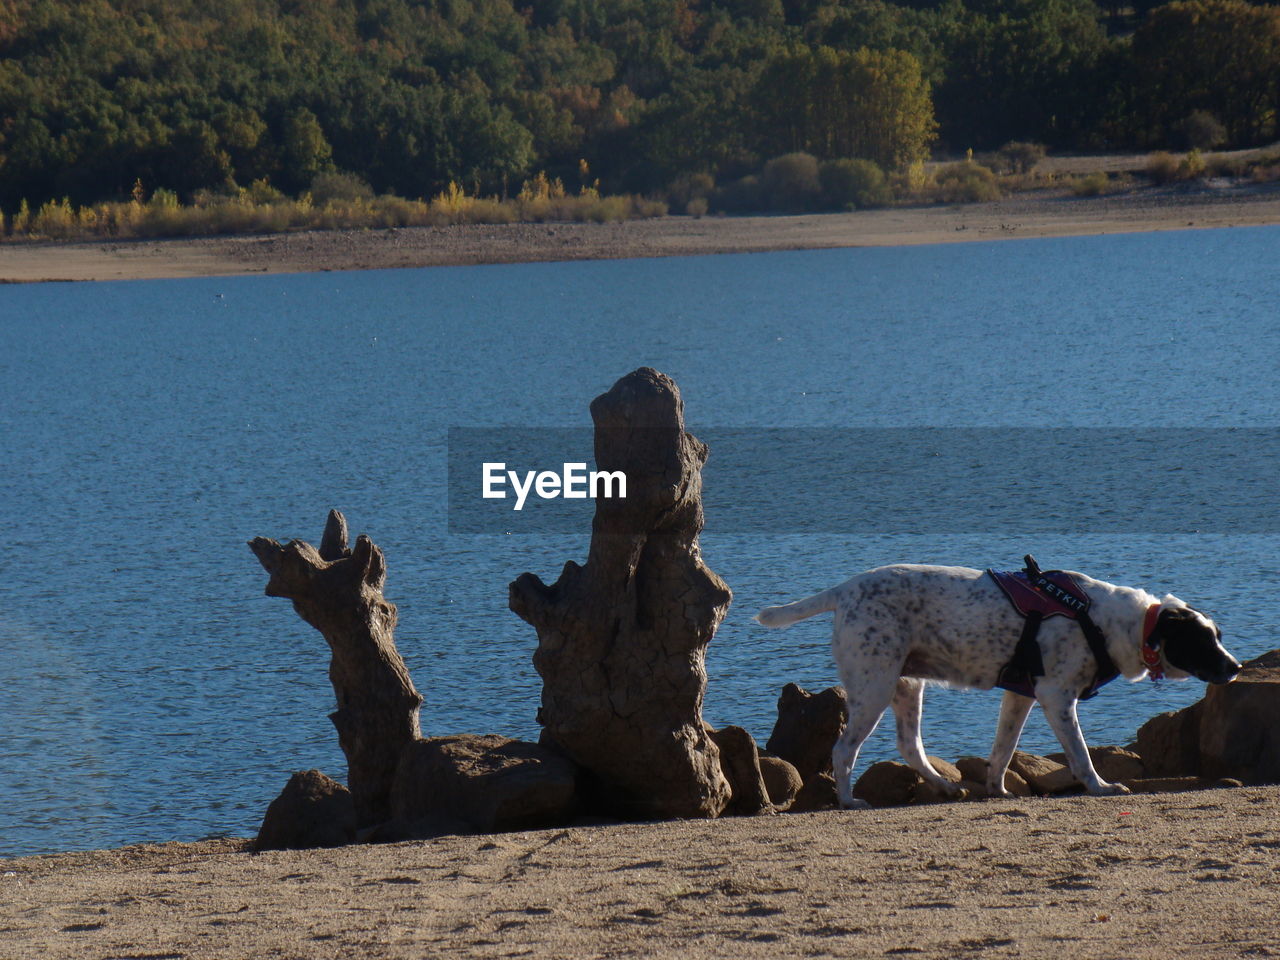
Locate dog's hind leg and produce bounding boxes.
[987,690,1034,798]
[832,684,896,810]
[1036,684,1130,796]
[891,678,966,798]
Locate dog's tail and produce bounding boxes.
[755,588,838,628]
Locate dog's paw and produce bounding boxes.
[839,798,872,811]
[1093,782,1131,797]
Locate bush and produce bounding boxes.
[761,152,822,211]
[1070,171,1110,197]
[819,158,891,209]
[997,141,1047,174]
[1175,111,1227,151]
[685,196,708,218]
[933,161,1001,202]
[1146,151,1180,185]
[310,171,374,206]
[666,172,715,210]
[1178,148,1207,180]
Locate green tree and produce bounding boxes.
[754,45,935,169]
[1133,0,1280,146]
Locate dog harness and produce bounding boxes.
[988,555,1120,700]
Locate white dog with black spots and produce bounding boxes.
[757,564,1241,808]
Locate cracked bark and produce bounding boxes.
[509,368,732,819]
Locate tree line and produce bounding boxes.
[0,0,1278,211]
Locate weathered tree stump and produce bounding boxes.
[509,367,733,819]
[249,510,423,828]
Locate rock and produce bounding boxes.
[708,725,772,816]
[510,369,732,820]
[789,773,838,813]
[1120,776,1217,794]
[765,683,847,782]
[759,756,803,807]
[250,511,423,828]
[391,734,579,833]
[359,814,474,843]
[914,757,967,803]
[853,761,924,807]
[256,770,356,851]
[1046,746,1146,783]
[1135,704,1204,777]
[926,756,964,783]
[955,757,1032,797]
[1198,649,1280,785]
[1008,752,1079,794]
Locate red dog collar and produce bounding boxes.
[1142,603,1163,680]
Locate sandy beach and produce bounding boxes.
[2,182,1279,284]
[2,787,1277,959]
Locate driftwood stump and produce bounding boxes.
[249,510,423,828]
[509,368,733,819]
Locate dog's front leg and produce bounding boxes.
[1035,684,1130,796]
[986,691,1034,798]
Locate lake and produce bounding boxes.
[1,226,1278,857]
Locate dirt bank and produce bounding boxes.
[2,182,1278,284]
[3,786,1277,959]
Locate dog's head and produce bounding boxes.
[1150,596,1240,684]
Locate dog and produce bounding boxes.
[756,563,1241,807]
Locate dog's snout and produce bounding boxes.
[1205,655,1241,685]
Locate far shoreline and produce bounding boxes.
[2,182,1279,284]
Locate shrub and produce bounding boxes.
[760,152,822,211]
[310,171,374,206]
[819,158,891,210]
[244,178,286,204]
[1070,171,1110,197]
[31,197,78,238]
[1146,151,1180,185]
[666,172,715,210]
[686,196,708,218]
[1175,111,1227,151]
[630,196,668,218]
[1178,148,1207,180]
[933,161,1001,202]
[997,141,1047,174]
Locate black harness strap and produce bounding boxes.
[993,555,1119,700]
[1076,611,1120,695]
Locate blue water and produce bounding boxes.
[1,227,1278,857]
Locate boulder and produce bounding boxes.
[1198,649,1280,784]
[914,757,968,803]
[250,511,423,828]
[256,769,356,851]
[1046,746,1146,783]
[1135,705,1204,777]
[510,369,732,819]
[853,761,924,807]
[955,757,1031,797]
[759,756,803,807]
[789,773,838,813]
[708,725,772,816]
[765,683,847,782]
[390,734,579,833]
[1008,751,1079,794]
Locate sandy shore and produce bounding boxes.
[2,182,1279,284]
[3,786,1278,959]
